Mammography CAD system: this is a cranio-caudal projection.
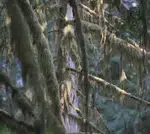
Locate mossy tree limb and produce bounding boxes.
[69,0,90,133]
[6,0,45,106]
[17,0,62,119]
[6,0,67,133]
[67,67,150,107]
[16,0,66,133]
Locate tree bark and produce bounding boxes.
[17,0,62,120]
[69,0,90,133]
[6,0,67,133]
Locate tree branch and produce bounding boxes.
[0,109,35,134]
[78,3,99,17]
[30,1,150,67]
[69,0,90,133]
[69,133,104,134]
[17,0,67,133]
[73,90,110,133]
[81,20,150,64]
[78,2,121,22]
[0,70,35,117]
[67,67,150,107]
[17,0,63,120]
[67,113,105,134]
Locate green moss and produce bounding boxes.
[0,125,11,134]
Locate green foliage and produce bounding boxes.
[0,125,11,134]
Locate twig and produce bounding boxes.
[78,3,99,17]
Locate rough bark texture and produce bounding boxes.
[17,0,62,120]
[6,0,45,103]
[5,0,149,134]
[6,0,47,133]
[69,0,90,133]
[6,0,66,133]
[0,109,35,134]
[81,21,150,64]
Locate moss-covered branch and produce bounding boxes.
[67,67,150,107]
[69,1,90,133]
[16,0,66,133]
[6,0,67,133]
[81,20,150,65]
[69,133,105,134]
[6,0,45,104]
[17,0,61,118]
[0,109,35,134]
[67,113,105,134]
[0,70,34,116]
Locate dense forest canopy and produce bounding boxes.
[0,0,150,134]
